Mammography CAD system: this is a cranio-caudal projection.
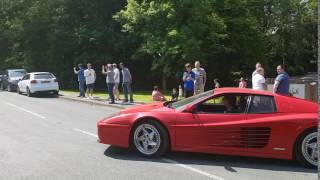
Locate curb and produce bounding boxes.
[58,94,143,109]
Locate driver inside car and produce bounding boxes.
[223,95,237,113]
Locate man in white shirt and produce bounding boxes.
[84,63,96,99]
[113,63,120,101]
[192,61,206,95]
[252,62,265,77]
[252,68,266,90]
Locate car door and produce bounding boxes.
[20,74,30,92]
[191,94,250,155]
[244,95,288,156]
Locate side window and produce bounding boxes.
[22,74,30,80]
[196,94,249,114]
[248,96,276,114]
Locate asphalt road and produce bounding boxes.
[0,91,317,180]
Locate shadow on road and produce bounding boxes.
[32,94,59,99]
[0,90,59,98]
[104,146,316,174]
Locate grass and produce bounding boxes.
[61,89,172,103]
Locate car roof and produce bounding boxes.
[7,69,26,72]
[213,87,275,96]
[28,72,53,75]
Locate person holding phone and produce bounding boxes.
[73,64,86,98]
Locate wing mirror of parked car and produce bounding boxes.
[183,105,195,113]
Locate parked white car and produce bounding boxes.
[17,72,59,97]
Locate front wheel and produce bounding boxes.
[53,90,59,96]
[294,128,318,168]
[131,121,169,157]
[26,87,33,97]
[17,86,22,94]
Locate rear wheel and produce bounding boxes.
[294,128,317,168]
[17,86,22,94]
[26,87,33,97]
[131,120,169,157]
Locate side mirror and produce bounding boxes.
[183,105,194,113]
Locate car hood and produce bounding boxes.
[120,102,165,113]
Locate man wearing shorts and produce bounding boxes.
[84,63,96,99]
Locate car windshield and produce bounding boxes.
[34,73,54,79]
[9,70,26,78]
[169,90,213,110]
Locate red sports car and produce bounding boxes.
[97,88,318,168]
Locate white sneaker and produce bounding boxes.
[86,97,90,100]
[90,96,94,99]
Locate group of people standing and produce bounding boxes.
[75,60,291,104]
[73,62,134,104]
[240,62,290,95]
[181,60,291,99]
[183,61,207,98]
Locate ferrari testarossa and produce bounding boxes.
[98,88,318,168]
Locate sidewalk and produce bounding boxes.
[59,91,144,109]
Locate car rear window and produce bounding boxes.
[34,73,54,79]
[248,95,276,114]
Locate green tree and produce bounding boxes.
[115,0,227,89]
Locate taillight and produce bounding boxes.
[30,80,37,84]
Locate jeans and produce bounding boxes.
[107,83,115,103]
[184,90,194,98]
[79,81,85,97]
[122,82,133,102]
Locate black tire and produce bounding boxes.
[130,120,169,157]
[294,128,317,168]
[17,87,22,94]
[26,87,33,97]
[53,90,59,96]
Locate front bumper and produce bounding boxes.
[8,83,18,90]
[97,122,130,148]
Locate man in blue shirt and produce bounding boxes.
[74,64,86,97]
[183,63,195,98]
[273,65,290,95]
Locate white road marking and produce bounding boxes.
[6,102,46,119]
[162,158,227,180]
[74,128,226,180]
[73,128,98,138]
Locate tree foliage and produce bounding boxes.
[0,0,317,89]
